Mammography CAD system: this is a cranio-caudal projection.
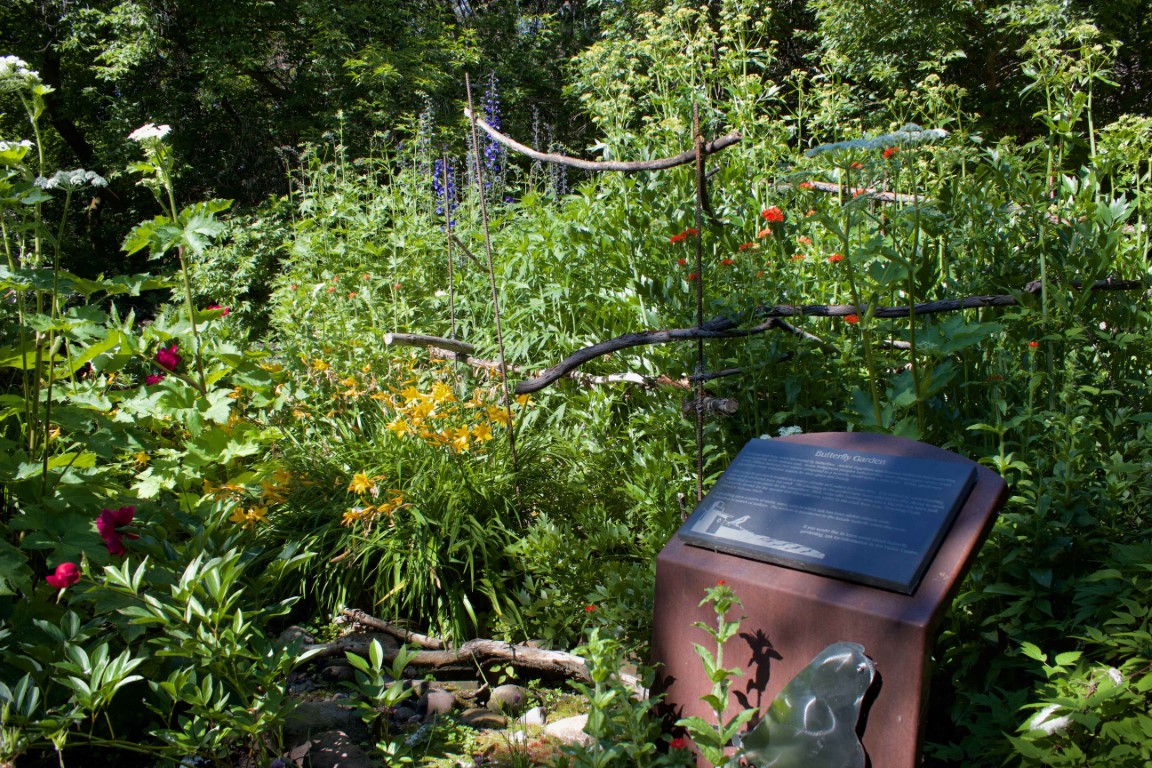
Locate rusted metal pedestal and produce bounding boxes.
[651,432,1007,768]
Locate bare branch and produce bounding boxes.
[513,318,779,393]
[512,277,1144,394]
[754,278,1142,319]
[343,609,445,649]
[464,108,741,172]
[385,333,475,355]
[682,397,739,418]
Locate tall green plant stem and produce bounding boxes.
[899,161,927,434]
[154,157,209,394]
[838,168,883,426]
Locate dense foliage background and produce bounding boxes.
[3,0,1152,766]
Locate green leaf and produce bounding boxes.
[1020,642,1047,663]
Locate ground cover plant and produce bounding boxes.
[3,0,1152,765]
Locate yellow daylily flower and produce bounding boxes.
[259,480,287,505]
[409,400,435,422]
[348,473,378,495]
[451,426,471,453]
[472,422,493,443]
[385,419,411,437]
[487,405,512,426]
[430,381,456,404]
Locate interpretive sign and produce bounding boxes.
[679,438,977,594]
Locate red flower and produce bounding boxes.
[289,284,298,291]
[685,228,698,236]
[347,292,357,299]
[850,161,863,170]
[677,258,687,266]
[738,242,757,251]
[97,505,137,556]
[327,286,336,293]
[845,314,860,324]
[46,562,81,589]
[756,227,773,238]
[584,604,596,613]
[828,253,844,263]
[669,736,689,750]
[206,304,230,316]
[154,343,181,372]
[806,209,816,217]
[797,236,812,245]
[761,207,784,223]
[790,254,805,261]
[669,232,687,244]
[393,282,402,290]
[687,272,699,281]
[717,579,727,586]
[798,181,815,190]
[1029,340,1039,348]
[720,258,735,266]
[145,373,166,386]
[883,146,899,159]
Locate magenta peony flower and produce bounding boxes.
[97,505,136,556]
[46,562,81,589]
[145,373,165,385]
[155,343,180,372]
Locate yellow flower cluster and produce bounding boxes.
[343,472,405,528]
[205,467,292,530]
[381,379,529,454]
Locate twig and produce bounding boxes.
[463,108,740,172]
[466,74,522,516]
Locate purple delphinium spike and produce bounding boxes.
[483,73,504,183]
[433,157,458,228]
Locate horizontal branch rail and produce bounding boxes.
[464,108,741,172]
[512,277,1144,394]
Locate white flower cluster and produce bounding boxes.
[128,123,172,142]
[805,124,950,157]
[34,169,108,190]
[0,55,41,91]
[0,139,33,152]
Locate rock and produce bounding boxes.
[283,700,364,745]
[308,730,371,768]
[459,707,508,729]
[487,684,528,715]
[418,688,458,719]
[279,625,317,646]
[519,706,547,727]
[545,714,592,746]
[321,662,357,683]
[393,705,420,724]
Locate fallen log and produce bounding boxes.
[301,610,593,684]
